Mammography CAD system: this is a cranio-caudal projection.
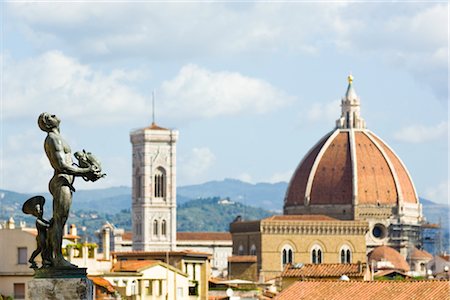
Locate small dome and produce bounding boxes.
[368,245,410,272]
[410,247,433,260]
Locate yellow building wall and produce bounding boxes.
[260,233,367,280]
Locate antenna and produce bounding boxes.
[152,90,155,125]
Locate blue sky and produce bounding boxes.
[1,2,448,205]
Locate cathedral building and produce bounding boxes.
[130,122,178,251]
[229,76,425,281]
[283,76,423,256]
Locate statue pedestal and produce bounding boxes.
[28,268,93,300]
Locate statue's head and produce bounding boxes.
[38,112,60,132]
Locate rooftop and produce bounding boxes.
[228,256,257,263]
[263,215,337,222]
[281,263,366,278]
[177,232,232,241]
[111,260,159,272]
[275,280,450,300]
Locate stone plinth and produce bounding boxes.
[28,277,93,300]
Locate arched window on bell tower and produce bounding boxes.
[161,219,167,237]
[154,167,167,199]
[153,219,159,236]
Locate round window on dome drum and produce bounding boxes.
[372,224,387,239]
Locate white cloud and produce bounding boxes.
[306,100,340,123]
[159,64,292,121]
[424,180,449,205]
[267,170,293,183]
[393,121,448,143]
[6,3,446,97]
[3,51,148,124]
[236,173,253,184]
[178,147,216,185]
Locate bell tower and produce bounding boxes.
[130,121,178,251]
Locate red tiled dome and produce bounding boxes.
[285,77,418,213]
[284,128,418,208]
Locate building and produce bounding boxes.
[177,232,232,277]
[113,250,211,299]
[229,215,368,280]
[98,260,189,299]
[274,280,450,300]
[283,76,423,256]
[0,218,35,299]
[408,246,433,277]
[130,122,178,252]
[428,254,450,278]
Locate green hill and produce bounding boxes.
[177,197,274,232]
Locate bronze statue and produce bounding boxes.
[22,196,52,268]
[34,112,104,268]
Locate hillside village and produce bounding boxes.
[1,78,449,299]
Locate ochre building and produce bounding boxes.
[230,215,368,280]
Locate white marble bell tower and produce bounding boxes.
[130,121,178,251]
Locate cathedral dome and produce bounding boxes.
[284,76,418,213]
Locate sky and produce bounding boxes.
[0,1,448,205]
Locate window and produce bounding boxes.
[372,224,387,239]
[161,219,167,236]
[238,245,244,255]
[135,174,141,199]
[146,280,153,295]
[154,167,167,198]
[311,245,322,264]
[153,219,159,236]
[18,247,27,265]
[189,282,198,296]
[340,245,352,264]
[281,245,293,266]
[14,283,25,299]
[250,244,256,256]
[158,280,163,296]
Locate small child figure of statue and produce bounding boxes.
[22,196,52,269]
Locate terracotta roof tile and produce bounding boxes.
[285,129,419,208]
[311,131,353,205]
[369,133,418,204]
[374,269,410,278]
[121,231,133,241]
[111,260,159,272]
[177,232,232,241]
[275,280,450,300]
[410,247,433,260]
[281,263,366,278]
[368,245,410,272]
[228,256,257,263]
[356,132,397,205]
[263,215,337,221]
[285,132,332,207]
[88,276,116,293]
[147,122,168,130]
